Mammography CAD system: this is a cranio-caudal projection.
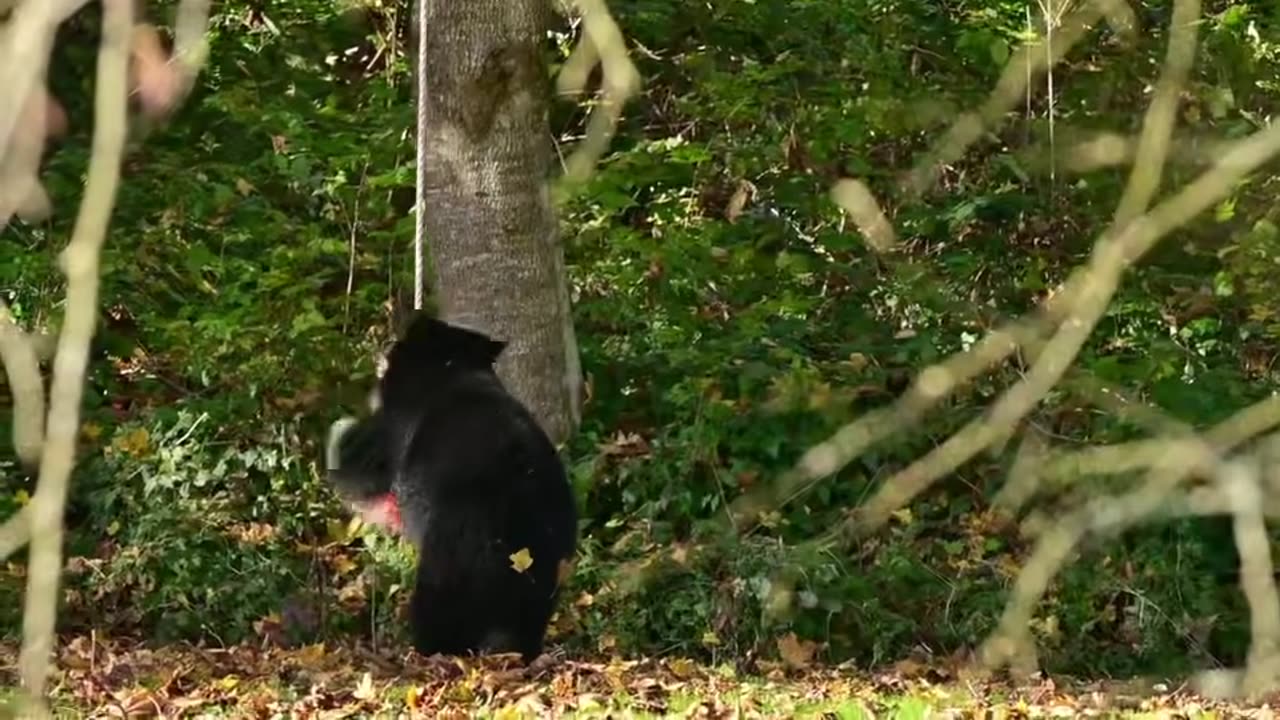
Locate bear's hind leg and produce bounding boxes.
[407,572,471,658]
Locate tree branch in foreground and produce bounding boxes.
[0,0,213,713]
[16,0,133,708]
[900,0,1134,197]
[553,0,641,194]
[722,0,1280,698]
[979,395,1280,676]
[837,0,1204,539]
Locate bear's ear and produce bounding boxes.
[395,311,508,367]
[439,320,507,366]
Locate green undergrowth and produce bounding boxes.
[1,0,1279,680]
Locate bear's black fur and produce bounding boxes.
[326,312,578,661]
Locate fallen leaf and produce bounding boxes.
[405,684,425,709]
[776,632,817,669]
[510,547,534,573]
[353,672,377,701]
[557,557,575,585]
[670,658,697,678]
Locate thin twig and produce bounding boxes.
[18,0,133,705]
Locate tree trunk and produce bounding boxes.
[419,0,582,445]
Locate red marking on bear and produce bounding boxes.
[353,493,403,534]
[379,493,403,532]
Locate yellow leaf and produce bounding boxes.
[81,423,103,441]
[14,489,29,506]
[112,428,151,458]
[509,547,534,573]
[492,705,523,720]
[323,519,348,544]
[347,515,366,536]
[669,658,696,678]
[701,631,721,647]
[1034,614,1061,639]
[776,632,817,669]
[891,508,914,525]
[235,178,256,196]
[216,675,240,690]
[758,510,782,529]
[296,643,327,666]
[405,685,424,708]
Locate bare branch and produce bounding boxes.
[18,0,133,704]
[1224,459,1280,695]
[729,322,1035,529]
[0,506,30,563]
[980,452,1199,675]
[1108,0,1200,229]
[554,0,641,193]
[1019,128,1233,175]
[0,4,60,228]
[826,0,1280,542]
[830,179,898,252]
[168,0,212,93]
[0,0,86,156]
[1040,395,1280,486]
[0,301,46,467]
[902,0,1116,197]
[979,393,1280,676]
[992,428,1050,516]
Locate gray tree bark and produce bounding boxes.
[419,0,582,445]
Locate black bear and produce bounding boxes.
[325,312,578,661]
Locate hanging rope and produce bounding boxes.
[412,0,428,311]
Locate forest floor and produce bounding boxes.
[0,635,1273,718]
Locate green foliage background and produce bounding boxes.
[1,0,1278,678]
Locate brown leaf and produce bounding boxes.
[776,632,817,669]
[725,180,756,223]
[557,557,575,586]
[598,432,651,458]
